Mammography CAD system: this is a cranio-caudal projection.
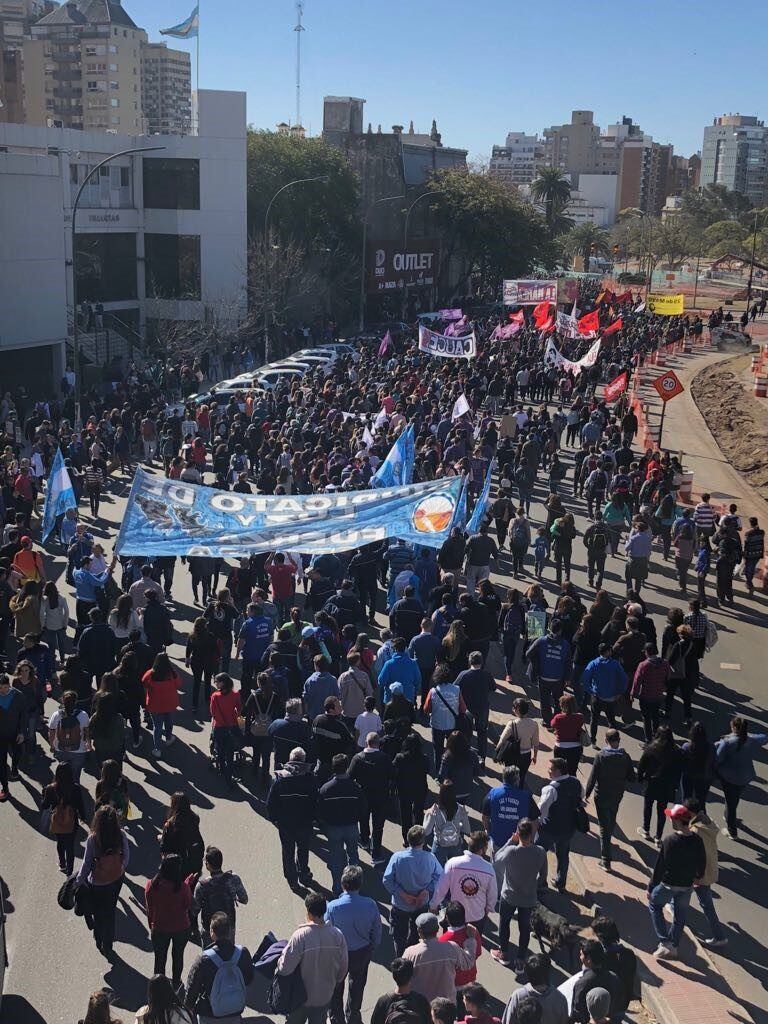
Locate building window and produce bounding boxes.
[143,158,200,210]
[120,167,130,187]
[111,116,120,125]
[111,98,119,107]
[109,45,117,53]
[70,165,78,184]
[109,63,117,71]
[75,232,137,302]
[110,80,119,89]
[145,234,201,300]
[87,80,98,91]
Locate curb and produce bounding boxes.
[568,850,755,1024]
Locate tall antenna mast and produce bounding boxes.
[294,1,305,127]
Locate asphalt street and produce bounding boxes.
[1,424,766,1024]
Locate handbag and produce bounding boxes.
[267,964,307,1015]
[39,806,54,837]
[495,721,521,765]
[57,873,79,911]
[574,803,590,834]
[578,725,590,748]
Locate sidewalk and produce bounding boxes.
[570,847,754,1024]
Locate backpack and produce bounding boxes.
[92,848,124,884]
[510,520,529,548]
[56,713,82,752]
[202,872,236,922]
[433,807,461,847]
[705,619,718,651]
[249,693,274,737]
[203,945,247,1017]
[589,526,609,552]
[50,799,76,835]
[385,999,424,1024]
[677,519,694,541]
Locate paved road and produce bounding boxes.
[1,372,766,1024]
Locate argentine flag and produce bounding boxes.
[448,474,468,533]
[42,448,77,542]
[371,424,415,488]
[465,459,496,535]
[160,5,199,38]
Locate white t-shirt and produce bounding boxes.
[49,708,89,754]
[354,710,382,747]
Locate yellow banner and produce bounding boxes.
[648,293,684,316]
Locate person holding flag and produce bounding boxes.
[42,448,78,546]
[371,424,415,488]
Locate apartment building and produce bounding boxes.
[141,40,192,135]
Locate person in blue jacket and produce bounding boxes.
[525,619,571,728]
[715,716,768,839]
[377,638,421,705]
[581,643,628,747]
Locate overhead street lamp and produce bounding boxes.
[358,194,405,332]
[263,175,328,363]
[70,144,163,423]
[401,190,444,320]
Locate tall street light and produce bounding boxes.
[745,209,760,315]
[263,175,328,363]
[401,190,443,320]
[358,194,405,332]
[71,145,164,427]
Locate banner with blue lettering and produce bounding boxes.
[418,325,476,360]
[371,424,415,487]
[465,459,495,534]
[115,469,463,557]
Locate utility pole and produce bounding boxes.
[294,1,304,127]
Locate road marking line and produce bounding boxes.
[719,663,741,670]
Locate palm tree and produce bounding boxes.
[531,168,572,232]
[565,222,610,270]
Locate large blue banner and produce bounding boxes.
[115,469,463,557]
[371,424,415,488]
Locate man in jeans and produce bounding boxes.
[585,729,635,871]
[535,757,583,892]
[326,866,382,1024]
[647,803,706,959]
[525,619,572,728]
[278,892,349,1024]
[463,524,498,596]
[686,798,728,948]
[317,753,365,895]
[491,818,546,971]
[382,825,443,956]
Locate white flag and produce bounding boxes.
[374,408,388,431]
[362,426,375,448]
[635,301,646,313]
[452,393,470,420]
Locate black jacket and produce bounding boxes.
[585,747,635,805]
[185,940,254,1018]
[0,686,26,740]
[77,623,117,678]
[393,748,429,800]
[143,601,173,651]
[389,598,424,643]
[349,748,394,804]
[571,966,620,1023]
[266,761,318,828]
[317,773,367,826]
[269,715,313,768]
[650,830,706,889]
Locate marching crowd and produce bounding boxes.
[0,287,766,1024]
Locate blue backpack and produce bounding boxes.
[203,945,247,1017]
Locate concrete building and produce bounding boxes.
[701,114,768,205]
[541,110,604,186]
[0,89,247,394]
[667,152,701,195]
[0,0,54,122]
[488,132,541,188]
[141,41,192,135]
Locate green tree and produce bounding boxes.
[702,219,748,256]
[680,183,753,229]
[531,168,572,233]
[426,167,550,296]
[563,222,610,270]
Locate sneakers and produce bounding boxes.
[703,937,728,948]
[636,827,651,841]
[491,949,510,966]
[132,738,142,750]
[599,859,611,871]
[721,827,737,839]
[654,943,678,959]
[164,735,176,746]
[0,790,7,801]
[151,748,162,757]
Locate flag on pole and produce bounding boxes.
[448,474,468,533]
[577,309,600,335]
[603,317,623,337]
[603,371,629,402]
[374,408,388,431]
[160,4,199,38]
[378,330,393,357]
[42,447,77,542]
[465,459,495,535]
[371,424,415,487]
[533,301,551,329]
[452,393,470,420]
[634,301,646,313]
[362,426,375,448]
[508,310,525,324]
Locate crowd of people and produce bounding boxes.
[0,285,766,1024]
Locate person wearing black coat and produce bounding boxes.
[317,754,367,895]
[389,588,425,644]
[392,733,430,844]
[77,610,117,683]
[142,590,173,654]
[0,675,26,797]
[585,729,636,869]
[637,726,685,842]
[349,734,395,861]
[266,748,318,888]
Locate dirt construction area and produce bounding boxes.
[691,350,768,501]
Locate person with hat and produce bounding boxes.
[647,803,706,959]
[401,911,476,1004]
[11,536,45,585]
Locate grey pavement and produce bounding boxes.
[1,363,767,1024]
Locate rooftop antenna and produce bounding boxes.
[294,1,305,128]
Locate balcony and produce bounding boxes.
[52,51,80,62]
[52,68,81,81]
[54,87,83,99]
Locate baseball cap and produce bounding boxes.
[301,626,316,639]
[664,804,693,823]
[389,682,404,695]
[20,535,31,545]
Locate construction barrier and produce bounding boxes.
[656,348,666,367]
[754,375,767,398]
[677,471,694,502]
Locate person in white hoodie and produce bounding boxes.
[429,830,498,932]
[40,581,70,664]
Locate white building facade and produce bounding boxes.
[0,88,247,393]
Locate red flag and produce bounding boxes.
[615,290,633,304]
[508,310,525,324]
[538,317,555,335]
[533,301,551,328]
[602,317,623,337]
[603,371,628,402]
[578,309,600,335]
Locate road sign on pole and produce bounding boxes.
[651,369,685,447]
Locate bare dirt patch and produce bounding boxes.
[691,352,768,500]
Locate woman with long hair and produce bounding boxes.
[108,593,142,642]
[681,721,716,808]
[142,653,181,757]
[144,855,193,990]
[13,658,41,763]
[184,616,220,712]
[551,694,585,777]
[160,791,204,877]
[440,621,469,680]
[76,805,130,958]
[587,590,614,633]
[114,652,144,749]
[95,757,130,822]
[10,579,40,638]
[209,672,242,785]
[80,990,123,1024]
[41,759,86,873]
[134,974,192,1024]
[637,725,685,844]
[423,779,470,865]
[437,729,478,803]
[40,580,69,664]
[571,612,602,712]
[715,716,768,839]
[664,624,699,729]
[89,690,126,770]
[494,697,539,785]
[392,732,430,846]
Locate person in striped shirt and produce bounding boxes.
[693,494,717,538]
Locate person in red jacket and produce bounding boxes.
[209,672,242,785]
[142,652,181,757]
[631,643,671,743]
[144,853,193,988]
[438,900,481,992]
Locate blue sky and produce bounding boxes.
[130,0,766,162]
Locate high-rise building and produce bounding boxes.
[701,114,767,205]
[541,110,604,186]
[0,0,53,121]
[488,132,542,188]
[141,40,191,135]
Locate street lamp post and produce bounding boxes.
[745,209,759,315]
[401,190,443,321]
[71,145,164,427]
[263,175,327,363]
[358,194,405,332]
